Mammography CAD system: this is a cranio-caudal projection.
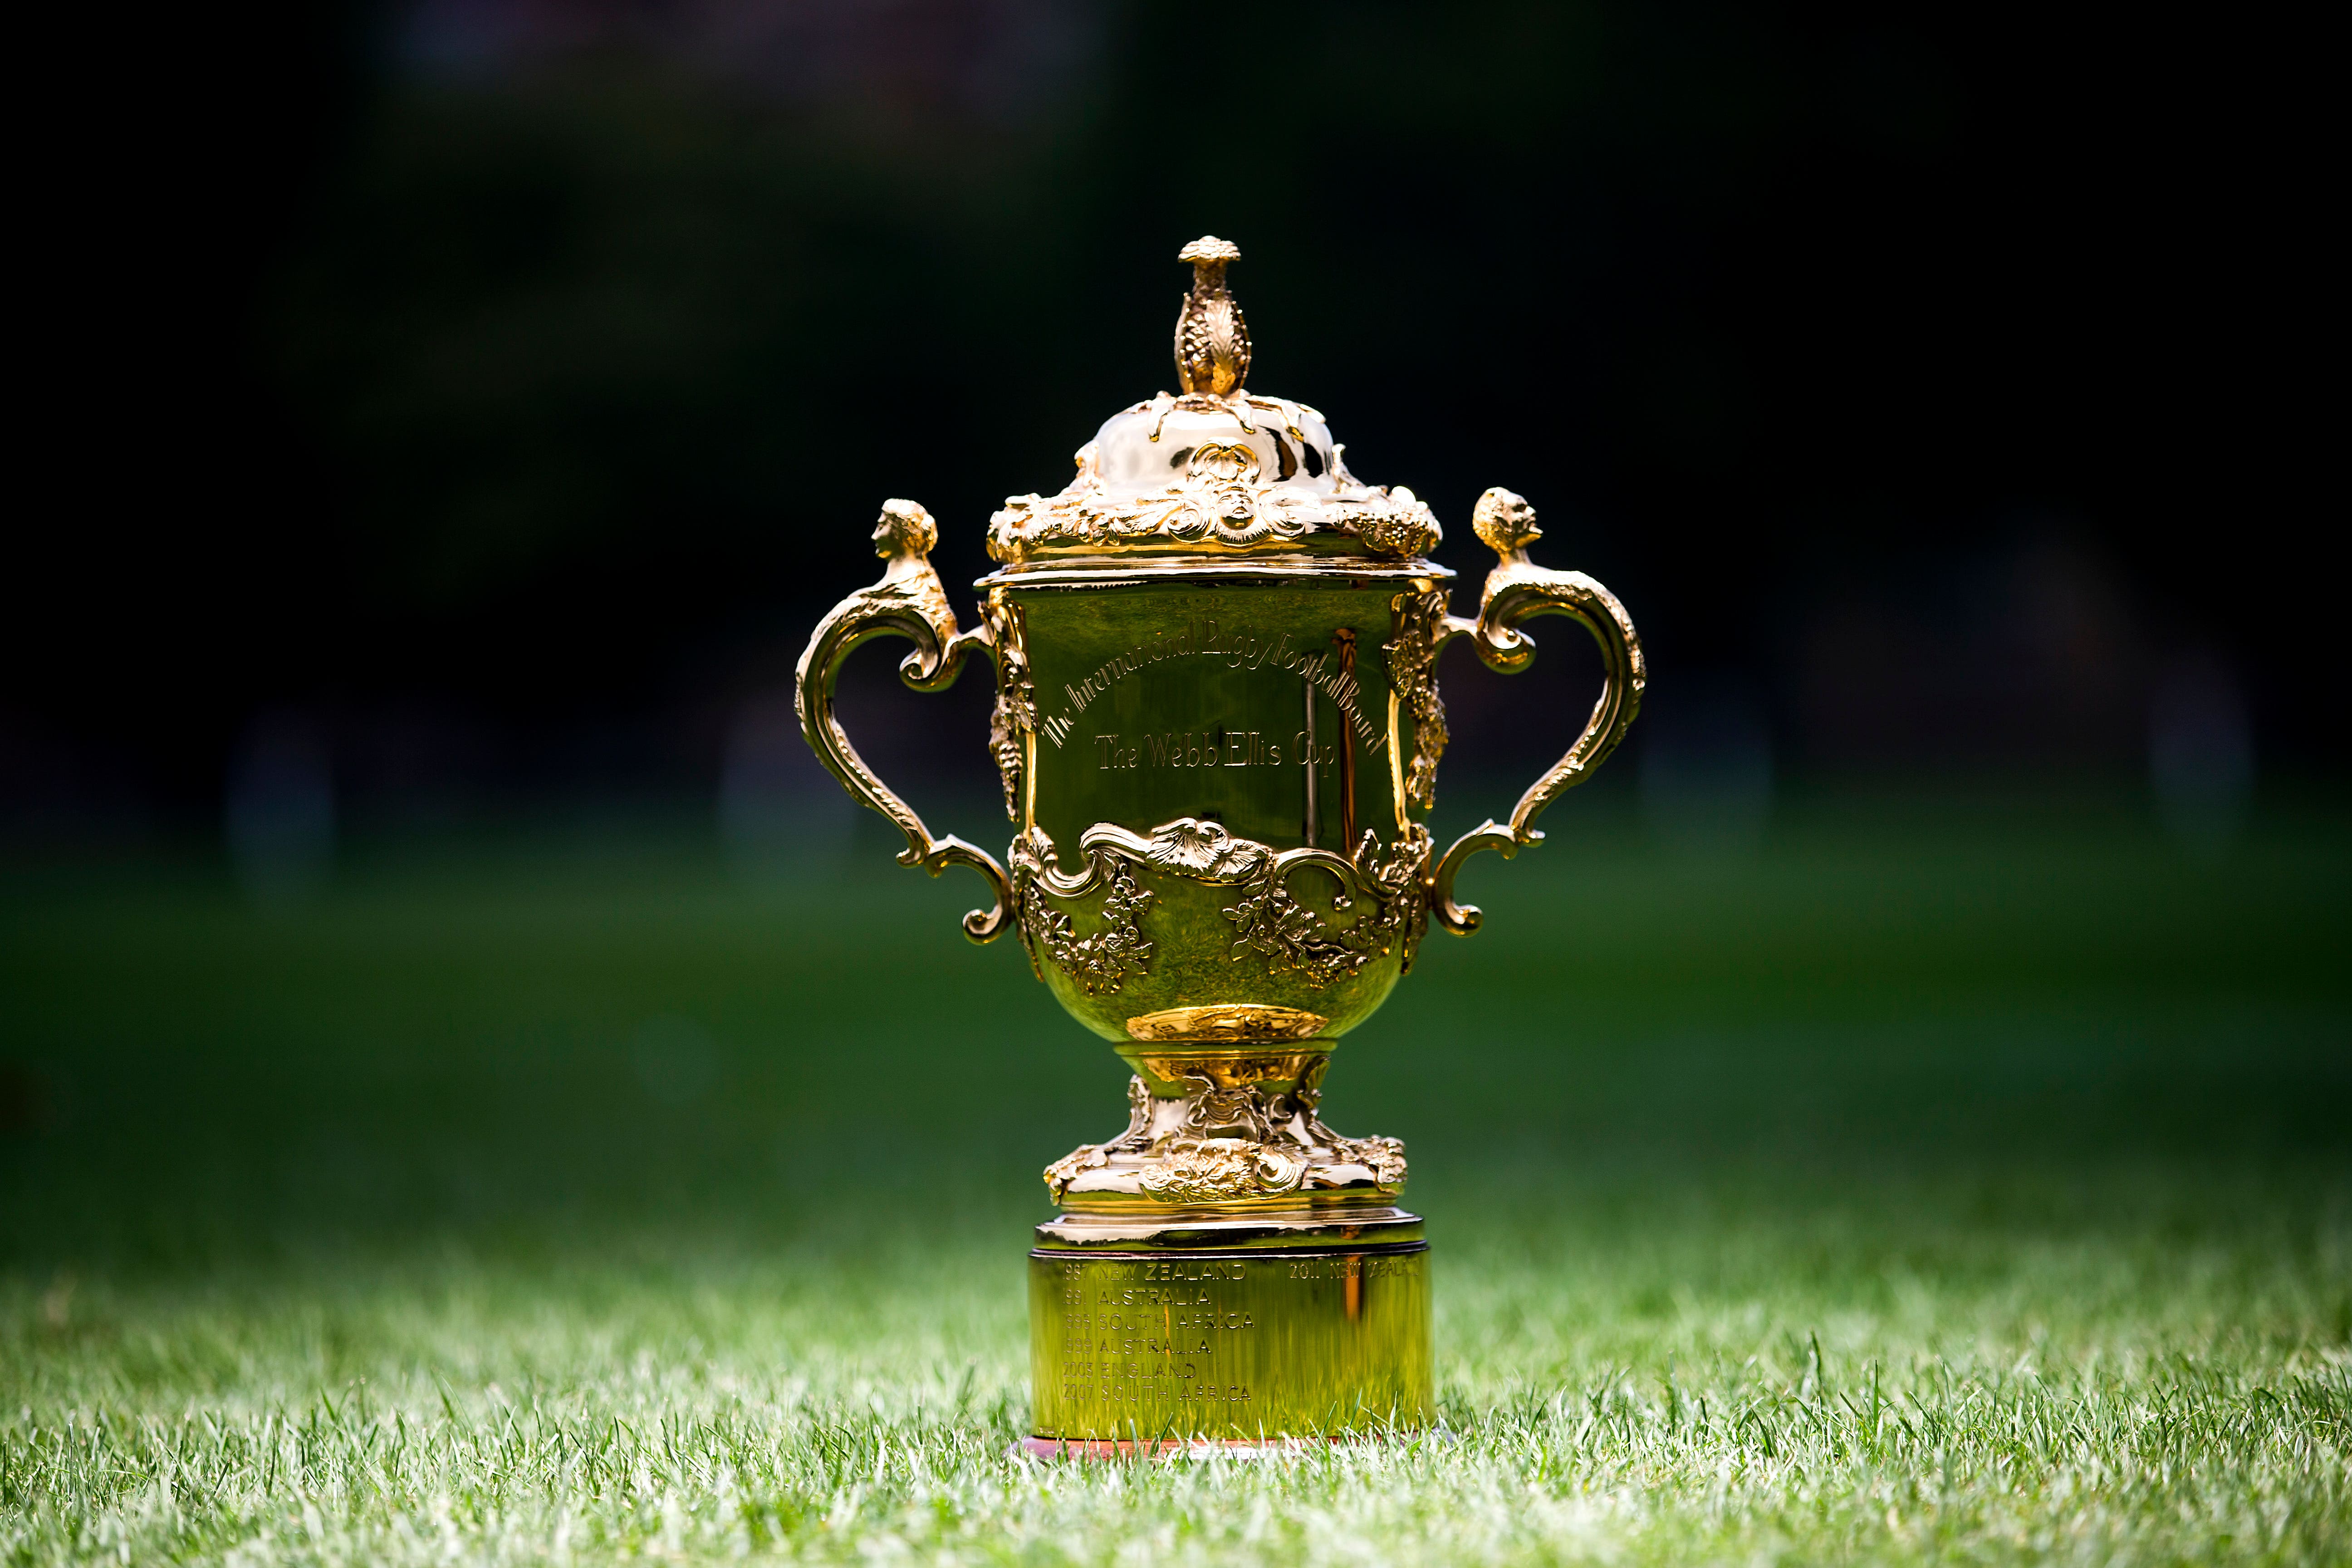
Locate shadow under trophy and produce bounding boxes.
[799,237,1644,1456]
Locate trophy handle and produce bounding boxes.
[1430,488,1646,936]
[795,500,1012,942]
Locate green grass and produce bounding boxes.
[4,791,2349,1563]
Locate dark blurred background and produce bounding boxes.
[5,1,2345,1275]
[6,0,2336,850]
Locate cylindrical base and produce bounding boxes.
[1027,1213,1432,1447]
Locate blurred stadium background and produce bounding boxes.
[4,0,2342,1260]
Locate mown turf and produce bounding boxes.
[4,792,2348,1564]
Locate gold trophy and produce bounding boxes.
[799,238,1643,1455]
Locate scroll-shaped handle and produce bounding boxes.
[1430,488,1646,935]
[795,500,1011,942]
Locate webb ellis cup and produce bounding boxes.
[798,238,1644,1454]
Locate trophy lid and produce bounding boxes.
[985,238,1442,568]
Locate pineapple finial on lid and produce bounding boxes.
[1174,236,1250,397]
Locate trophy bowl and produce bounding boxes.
[799,237,1643,1454]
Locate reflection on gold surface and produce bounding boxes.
[1125,1004,1328,1042]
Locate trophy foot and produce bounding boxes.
[1029,1043,1431,1446]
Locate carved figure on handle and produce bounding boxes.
[1426,486,1646,933]
[794,499,1012,941]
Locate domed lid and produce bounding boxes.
[985,238,1441,568]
